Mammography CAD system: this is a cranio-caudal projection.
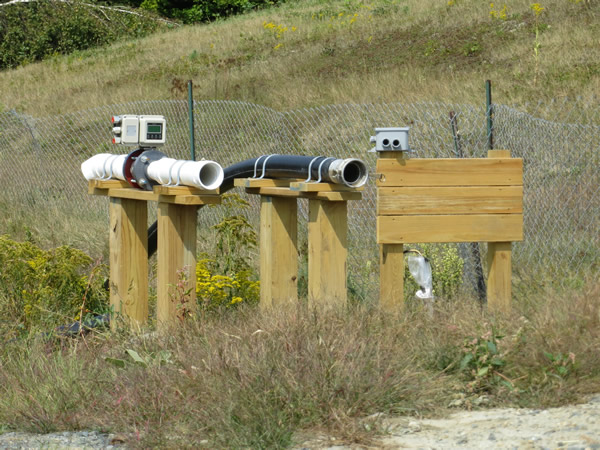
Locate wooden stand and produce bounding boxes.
[89,180,220,329]
[376,150,523,314]
[235,178,362,308]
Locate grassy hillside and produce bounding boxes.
[0,0,598,116]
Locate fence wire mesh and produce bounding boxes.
[0,100,597,301]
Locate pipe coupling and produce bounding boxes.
[327,158,369,188]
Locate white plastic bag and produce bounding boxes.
[407,254,434,315]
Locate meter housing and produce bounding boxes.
[112,115,166,147]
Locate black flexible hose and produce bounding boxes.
[147,155,366,257]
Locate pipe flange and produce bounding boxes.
[130,149,166,191]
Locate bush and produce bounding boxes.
[0,0,162,69]
[138,0,283,24]
[196,193,260,310]
[0,235,108,337]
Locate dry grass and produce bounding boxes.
[1,278,598,447]
[0,0,598,116]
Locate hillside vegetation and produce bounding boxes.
[0,0,598,115]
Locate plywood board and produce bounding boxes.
[377,214,523,243]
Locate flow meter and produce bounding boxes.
[111,115,166,147]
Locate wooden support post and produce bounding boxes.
[486,149,513,313]
[157,202,198,329]
[260,196,298,308]
[308,199,348,307]
[487,242,512,313]
[109,197,148,327]
[379,244,404,312]
[377,151,406,311]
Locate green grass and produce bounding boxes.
[0,0,598,116]
[0,280,599,447]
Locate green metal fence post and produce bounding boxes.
[486,79,493,150]
[188,80,196,161]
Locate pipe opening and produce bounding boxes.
[382,138,390,147]
[342,162,362,184]
[199,162,224,190]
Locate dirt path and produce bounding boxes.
[296,395,600,449]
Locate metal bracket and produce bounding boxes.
[315,157,335,183]
[252,154,279,180]
[304,156,323,183]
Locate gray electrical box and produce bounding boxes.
[369,127,410,152]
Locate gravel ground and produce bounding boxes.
[296,394,600,449]
[1,395,599,449]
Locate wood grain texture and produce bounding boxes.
[109,198,148,327]
[376,158,523,187]
[377,186,523,215]
[487,242,512,314]
[379,243,404,312]
[260,196,298,308]
[377,214,523,243]
[308,199,348,307]
[157,203,198,330]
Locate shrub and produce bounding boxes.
[0,0,162,69]
[195,193,260,310]
[139,0,284,24]
[0,235,108,337]
[404,243,464,300]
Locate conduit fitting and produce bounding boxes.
[147,157,223,190]
[81,153,127,181]
[327,158,369,188]
[126,149,224,191]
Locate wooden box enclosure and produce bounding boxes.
[376,150,523,313]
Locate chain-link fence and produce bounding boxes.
[0,100,598,300]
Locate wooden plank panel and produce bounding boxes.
[260,196,298,308]
[246,187,361,201]
[158,194,221,206]
[109,198,148,327]
[377,214,523,243]
[153,185,219,195]
[235,178,297,188]
[376,158,523,187]
[377,186,523,215]
[107,188,158,202]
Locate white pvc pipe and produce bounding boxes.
[146,158,224,190]
[81,153,127,181]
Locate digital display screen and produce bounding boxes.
[147,124,162,134]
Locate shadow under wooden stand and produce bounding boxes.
[89,180,220,329]
[235,178,363,308]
